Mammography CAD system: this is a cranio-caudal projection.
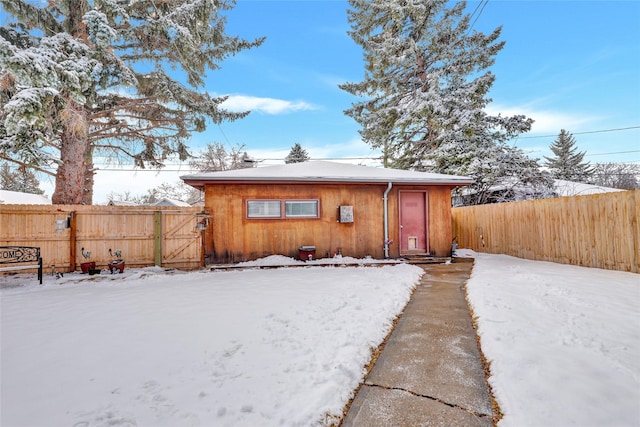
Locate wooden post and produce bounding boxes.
[154,211,162,266]
[200,229,206,267]
[198,211,210,267]
[69,211,76,272]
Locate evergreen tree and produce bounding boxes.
[341,0,551,203]
[0,0,263,204]
[0,161,44,194]
[0,162,10,190]
[446,141,554,205]
[544,129,593,182]
[284,143,310,164]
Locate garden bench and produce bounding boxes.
[0,246,43,284]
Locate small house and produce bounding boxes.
[181,161,472,264]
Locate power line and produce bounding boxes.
[522,148,639,160]
[518,126,640,139]
[585,150,640,157]
[468,0,489,35]
[217,124,232,146]
[25,156,383,173]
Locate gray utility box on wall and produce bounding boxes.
[338,206,354,223]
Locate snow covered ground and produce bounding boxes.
[0,260,423,427]
[465,252,640,427]
[1,254,638,427]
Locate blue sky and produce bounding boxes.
[34,0,640,201]
[202,0,640,166]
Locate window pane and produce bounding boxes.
[285,200,318,217]
[247,200,281,218]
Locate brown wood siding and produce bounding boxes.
[204,182,456,263]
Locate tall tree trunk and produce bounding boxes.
[52,100,89,204]
[51,0,92,205]
[81,145,95,205]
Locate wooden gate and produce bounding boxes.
[159,210,204,267]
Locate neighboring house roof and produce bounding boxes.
[107,200,139,206]
[0,190,51,204]
[153,198,192,207]
[453,178,626,206]
[553,179,625,197]
[181,161,474,188]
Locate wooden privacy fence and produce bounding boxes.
[452,190,639,273]
[0,205,205,274]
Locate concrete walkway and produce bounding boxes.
[341,261,494,427]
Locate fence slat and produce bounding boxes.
[452,190,639,273]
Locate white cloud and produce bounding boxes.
[308,137,381,162]
[486,103,599,134]
[221,94,317,115]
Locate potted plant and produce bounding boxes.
[108,248,125,274]
[80,247,96,274]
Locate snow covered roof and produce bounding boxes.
[107,200,139,206]
[0,190,51,205]
[553,179,625,197]
[181,161,473,188]
[153,198,192,207]
[459,178,626,197]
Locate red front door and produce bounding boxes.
[399,191,428,254]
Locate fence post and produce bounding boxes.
[69,211,76,272]
[200,228,206,267]
[154,211,162,266]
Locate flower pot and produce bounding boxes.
[298,246,316,261]
[80,261,96,274]
[109,260,125,274]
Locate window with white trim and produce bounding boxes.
[247,200,281,218]
[285,200,318,218]
[246,199,319,219]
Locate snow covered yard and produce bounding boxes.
[3,254,638,427]
[465,253,640,427]
[0,261,423,427]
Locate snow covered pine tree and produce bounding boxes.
[0,0,263,204]
[544,129,593,182]
[0,162,44,194]
[340,0,553,204]
[284,143,310,164]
